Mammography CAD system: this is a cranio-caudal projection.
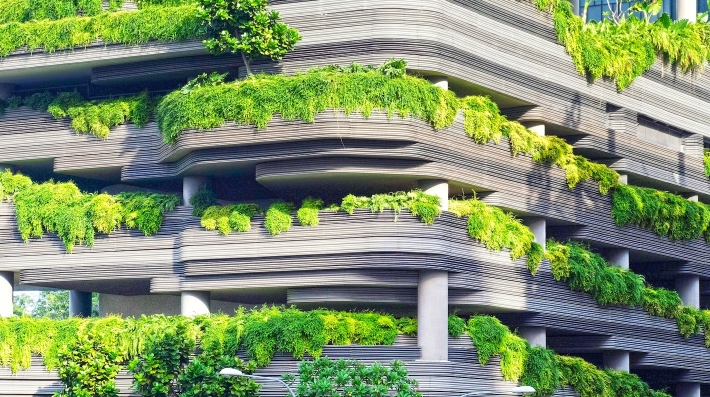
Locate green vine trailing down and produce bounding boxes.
[469,315,671,397]
[611,184,710,242]
[449,197,545,274]
[0,91,154,139]
[531,0,710,90]
[158,61,619,195]
[0,170,178,252]
[545,240,710,342]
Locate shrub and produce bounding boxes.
[55,336,122,397]
[339,190,441,224]
[200,203,260,235]
[264,202,294,235]
[189,186,216,217]
[297,197,323,226]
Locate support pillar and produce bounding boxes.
[676,275,700,309]
[418,180,449,211]
[524,217,547,250]
[519,327,546,348]
[684,193,699,202]
[181,291,210,317]
[618,173,628,185]
[523,121,545,136]
[570,0,580,16]
[676,383,701,397]
[430,76,448,91]
[0,272,13,318]
[0,84,15,101]
[603,350,630,372]
[182,176,206,206]
[418,270,448,361]
[677,0,697,22]
[606,249,630,270]
[69,291,92,317]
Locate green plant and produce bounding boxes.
[449,198,544,273]
[611,184,710,241]
[54,336,122,397]
[264,202,294,235]
[448,314,466,337]
[178,351,260,397]
[189,186,217,217]
[200,203,260,235]
[297,197,323,226]
[293,357,421,397]
[338,190,441,225]
[705,148,710,178]
[196,0,300,74]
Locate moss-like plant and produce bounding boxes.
[264,202,294,235]
[0,4,204,56]
[338,190,441,225]
[297,197,323,226]
[611,184,710,241]
[200,203,260,235]
[0,170,178,252]
[449,198,544,273]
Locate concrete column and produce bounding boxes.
[418,180,449,212]
[519,327,546,348]
[676,275,700,309]
[430,76,448,91]
[684,193,699,202]
[0,272,13,318]
[603,350,630,372]
[524,217,546,250]
[606,249,629,270]
[523,121,545,136]
[677,0,697,22]
[182,176,206,206]
[418,270,448,361]
[0,84,15,101]
[569,0,580,16]
[618,173,628,185]
[676,383,701,397]
[69,291,92,317]
[181,291,210,316]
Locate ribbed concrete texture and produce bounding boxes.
[0,272,12,318]
[605,249,630,270]
[603,350,630,372]
[69,291,92,317]
[182,176,206,206]
[676,382,701,397]
[524,217,546,249]
[519,327,546,348]
[677,0,697,21]
[676,275,700,309]
[418,270,448,361]
[181,291,210,316]
[418,180,449,211]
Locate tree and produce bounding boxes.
[30,290,99,319]
[12,293,33,316]
[197,0,301,75]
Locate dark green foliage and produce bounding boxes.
[128,323,195,397]
[447,314,466,337]
[178,352,260,397]
[0,5,205,56]
[642,287,682,318]
[297,197,323,226]
[338,190,441,225]
[467,315,509,366]
[200,203,260,235]
[294,357,421,397]
[534,0,710,90]
[612,184,710,241]
[55,337,122,397]
[521,347,560,397]
[449,198,543,271]
[264,202,294,235]
[189,186,216,217]
[196,0,300,74]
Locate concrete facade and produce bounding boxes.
[417,270,448,361]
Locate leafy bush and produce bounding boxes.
[338,190,441,224]
[293,357,421,397]
[189,185,216,217]
[297,197,323,226]
[449,198,543,272]
[611,184,710,241]
[178,351,260,397]
[55,336,122,397]
[200,203,260,235]
[264,202,294,235]
[0,5,205,56]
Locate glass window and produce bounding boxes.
[581,0,676,21]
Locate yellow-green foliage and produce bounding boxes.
[0,4,204,56]
[338,190,441,225]
[264,202,294,235]
[297,197,323,226]
[532,0,710,90]
[200,204,260,235]
[612,184,710,241]
[0,171,178,252]
[705,149,710,178]
[449,198,544,273]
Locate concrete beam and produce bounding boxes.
[676,275,700,309]
[418,270,448,361]
[0,272,13,318]
[418,180,449,211]
[69,291,92,317]
[603,350,630,372]
[519,327,546,348]
[181,291,210,316]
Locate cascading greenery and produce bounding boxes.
[200,203,260,235]
[0,4,204,56]
[0,170,178,252]
[531,0,710,90]
[336,190,442,225]
[705,148,710,178]
[188,185,216,217]
[469,315,671,397]
[1,91,154,139]
[449,197,545,274]
[546,240,710,341]
[611,184,710,241]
